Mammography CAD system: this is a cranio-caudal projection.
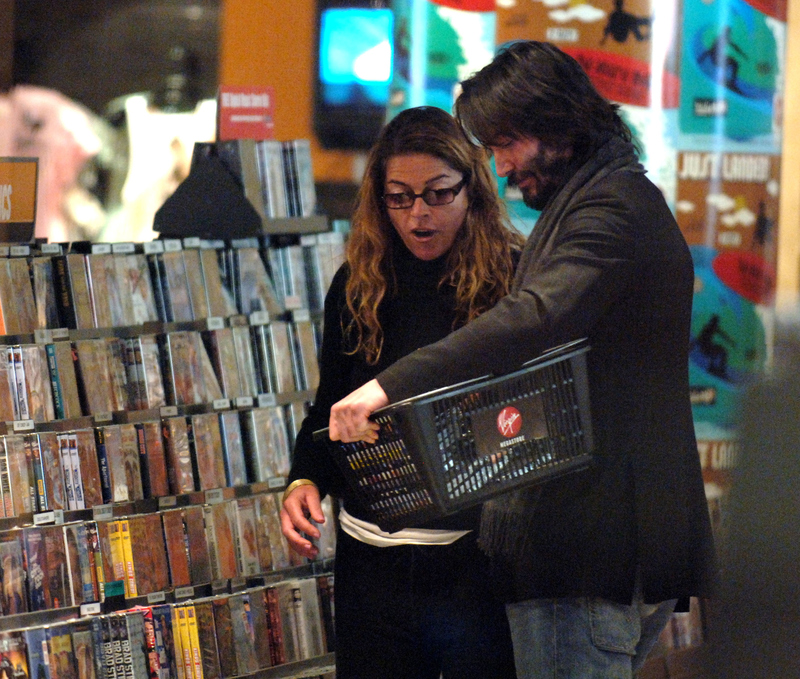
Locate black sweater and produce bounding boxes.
[287,240,482,530]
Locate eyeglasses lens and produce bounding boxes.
[383,179,465,209]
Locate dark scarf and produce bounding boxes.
[478,134,645,558]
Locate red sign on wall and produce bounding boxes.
[216,86,276,141]
[429,0,495,10]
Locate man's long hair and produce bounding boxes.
[455,41,633,162]
[345,106,523,365]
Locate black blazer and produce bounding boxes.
[378,136,716,606]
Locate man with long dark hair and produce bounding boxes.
[329,41,716,677]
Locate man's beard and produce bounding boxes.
[508,148,574,211]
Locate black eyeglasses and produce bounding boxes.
[382,178,467,210]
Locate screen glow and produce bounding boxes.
[319,8,394,106]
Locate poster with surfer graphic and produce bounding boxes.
[496,0,681,108]
[678,0,786,150]
[675,151,779,426]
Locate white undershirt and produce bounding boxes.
[339,506,470,548]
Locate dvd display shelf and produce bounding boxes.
[0,309,329,602]
[0,565,337,678]
[0,476,289,535]
[0,227,342,677]
[0,311,320,432]
[0,458,338,670]
[0,239,331,509]
[0,457,336,607]
[0,169,345,674]
[0,233,342,335]
[0,455,337,671]
[0,554,334,632]
[0,567,337,679]
[0,314,319,507]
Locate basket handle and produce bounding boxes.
[312,407,386,442]
[312,416,381,442]
[521,337,589,368]
[312,427,330,442]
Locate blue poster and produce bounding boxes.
[679,0,784,149]
[688,245,768,426]
[388,0,496,116]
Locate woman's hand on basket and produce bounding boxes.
[329,379,388,443]
[280,484,325,560]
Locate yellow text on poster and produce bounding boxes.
[0,158,38,224]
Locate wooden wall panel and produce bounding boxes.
[218,0,361,184]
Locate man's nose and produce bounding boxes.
[492,148,513,177]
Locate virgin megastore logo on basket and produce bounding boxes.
[473,394,549,456]
[497,406,523,445]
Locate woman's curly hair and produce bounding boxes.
[344,106,524,364]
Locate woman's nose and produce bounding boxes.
[409,194,429,216]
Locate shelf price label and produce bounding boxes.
[111,242,136,254]
[258,394,277,408]
[34,329,52,344]
[205,488,224,505]
[249,311,270,326]
[93,505,114,522]
[147,591,166,604]
[80,602,102,616]
[34,509,64,525]
[41,243,63,255]
[175,586,194,600]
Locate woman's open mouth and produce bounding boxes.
[411,228,436,239]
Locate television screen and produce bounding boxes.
[318,7,394,108]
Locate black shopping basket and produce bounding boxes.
[317,339,594,532]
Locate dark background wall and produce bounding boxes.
[0,0,13,91]
[11,0,220,116]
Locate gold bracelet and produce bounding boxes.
[282,479,318,506]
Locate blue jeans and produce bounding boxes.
[506,595,677,678]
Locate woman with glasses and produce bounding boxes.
[280,106,523,679]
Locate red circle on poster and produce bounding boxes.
[429,0,496,11]
[744,0,787,21]
[712,250,776,305]
[497,407,522,438]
